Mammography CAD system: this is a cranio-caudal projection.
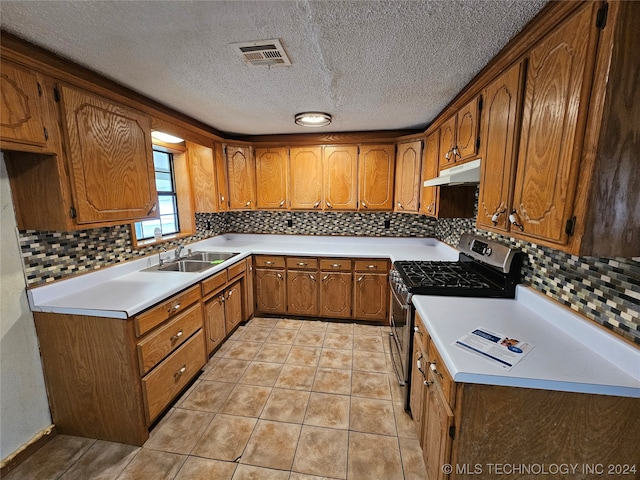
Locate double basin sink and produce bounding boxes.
[144,251,240,273]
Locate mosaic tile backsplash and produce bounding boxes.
[17,210,640,344]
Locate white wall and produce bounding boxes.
[0,153,52,461]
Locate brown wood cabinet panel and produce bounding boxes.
[142,330,205,424]
[0,60,48,147]
[512,3,597,245]
[319,258,352,272]
[320,271,352,319]
[353,273,387,322]
[201,270,228,297]
[245,257,255,320]
[58,85,157,224]
[409,335,426,439]
[227,260,246,280]
[359,144,395,210]
[256,147,288,209]
[394,140,423,212]
[438,116,456,170]
[254,255,286,269]
[203,290,226,355]
[188,141,218,213]
[455,97,480,161]
[477,61,525,232]
[323,145,358,210]
[226,145,255,209]
[225,280,244,333]
[134,285,201,337]
[286,257,319,270]
[422,375,455,480]
[290,146,323,210]
[354,258,388,272]
[136,304,202,375]
[213,142,229,211]
[287,269,319,316]
[420,132,439,217]
[255,268,286,314]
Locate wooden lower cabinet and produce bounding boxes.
[320,271,352,319]
[255,267,287,314]
[203,290,226,354]
[224,280,243,332]
[287,269,319,316]
[244,257,255,320]
[422,372,455,480]
[353,273,387,321]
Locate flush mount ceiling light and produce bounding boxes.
[294,112,332,127]
[151,131,184,144]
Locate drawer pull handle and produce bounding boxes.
[228,290,233,297]
[367,265,377,269]
[170,330,184,342]
[313,200,321,208]
[276,273,283,279]
[168,303,181,314]
[220,295,225,302]
[264,261,274,265]
[246,201,252,207]
[424,380,433,387]
[175,365,187,378]
[297,262,307,266]
[326,201,332,209]
[430,362,443,379]
[331,264,341,268]
[414,326,423,335]
[279,200,285,207]
[310,275,316,281]
[322,275,329,281]
[357,276,364,282]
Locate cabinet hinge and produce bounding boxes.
[70,206,77,219]
[596,2,608,29]
[449,425,456,439]
[565,216,577,236]
[53,87,60,103]
[43,127,49,141]
[37,82,43,97]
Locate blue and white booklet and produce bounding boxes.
[453,327,534,370]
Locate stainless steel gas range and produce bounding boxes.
[388,233,523,410]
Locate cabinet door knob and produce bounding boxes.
[297,262,307,266]
[427,202,434,213]
[310,275,316,281]
[326,201,332,209]
[276,273,283,279]
[170,329,184,342]
[361,202,368,209]
[331,264,341,268]
[509,210,525,231]
[227,290,233,297]
[414,326,423,335]
[491,208,506,226]
[175,365,187,378]
[357,275,364,282]
[279,200,285,207]
[313,200,321,208]
[147,203,157,216]
[246,200,252,207]
[367,264,377,269]
[397,202,404,209]
[424,380,433,387]
[265,261,274,265]
[322,274,329,281]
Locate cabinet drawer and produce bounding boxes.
[135,285,201,337]
[254,255,286,269]
[319,258,352,271]
[137,304,203,376]
[286,257,318,270]
[354,258,388,272]
[142,330,205,424]
[428,341,456,408]
[201,270,227,297]
[227,260,246,280]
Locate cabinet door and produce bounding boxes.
[353,273,388,322]
[320,272,352,319]
[455,96,480,161]
[256,147,288,209]
[0,61,48,147]
[290,146,323,210]
[512,3,598,245]
[226,145,255,210]
[422,378,455,480]
[477,62,525,231]
[225,281,244,333]
[287,270,319,316]
[188,142,218,213]
[359,144,395,211]
[409,337,425,439]
[323,145,357,210]
[420,132,439,216]
[394,140,423,212]
[214,142,229,211]
[245,258,255,320]
[203,292,226,354]
[438,116,456,170]
[59,85,157,224]
[255,268,286,314]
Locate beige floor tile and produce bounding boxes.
[180,380,235,412]
[241,420,302,470]
[389,376,406,403]
[144,408,213,454]
[351,371,392,399]
[116,448,186,480]
[312,368,352,395]
[292,426,348,479]
[353,335,384,352]
[299,320,328,331]
[254,343,292,363]
[228,326,246,340]
[219,384,272,417]
[265,329,297,344]
[239,361,284,387]
[223,341,263,361]
[318,349,353,369]
[326,322,354,334]
[246,317,279,329]
[174,457,237,480]
[285,346,321,366]
[261,388,310,423]
[4,435,95,480]
[294,330,325,347]
[213,340,234,357]
[204,358,251,383]
[304,392,350,430]
[232,464,291,480]
[274,364,317,390]
[192,414,257,461]
[354,324,383,336]
[289,474,333,480]
[275,318,304,329]
[58,440,138,480]
[393,402,419,439]
[201,355,220,373]
[398,437,428,480]
[240,328,273,342]
[349,397,397,436]
[323,332,353,349]
[347,432,404,480]
[352,350,388,373]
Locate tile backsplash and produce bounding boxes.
[17,210,640,344]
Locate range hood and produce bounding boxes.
[423,158,481,187]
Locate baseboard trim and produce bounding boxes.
[0,425,57,477]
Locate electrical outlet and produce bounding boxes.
[287,219,293,227]
[384,220,391,229]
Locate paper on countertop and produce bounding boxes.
[453,327,534,371]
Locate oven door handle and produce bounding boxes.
[389,279,410,310]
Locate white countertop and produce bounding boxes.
[28,233,457,319]
[412,286,640,398]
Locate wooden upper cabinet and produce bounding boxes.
[188,141,218,213]
[420,132,439,217]
[512,3,598,245]
[394,140,423,212]
[477,61,525,232]
[439,96,480,170]
[290,146,323,210]
[58,85,157,224]
[323,145,357,210]
[0,60,49,148]
[359,144,395,211]
[226,145,255,210]
[256,147,288,209]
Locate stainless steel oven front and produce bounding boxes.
[388,268,413,408]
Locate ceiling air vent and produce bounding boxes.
[231,39,291,66]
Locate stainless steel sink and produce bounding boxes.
[157,260,215,272]
[185,251,240,263]
[142,251,239,273]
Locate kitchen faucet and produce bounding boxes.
[158,246,167,266]
[175,244,185,259]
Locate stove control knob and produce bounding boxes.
[485,247,492,256]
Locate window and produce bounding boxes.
[134,149,180,241]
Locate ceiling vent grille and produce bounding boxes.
[231,39,291,66]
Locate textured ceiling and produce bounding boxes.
[0,0,547,136]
